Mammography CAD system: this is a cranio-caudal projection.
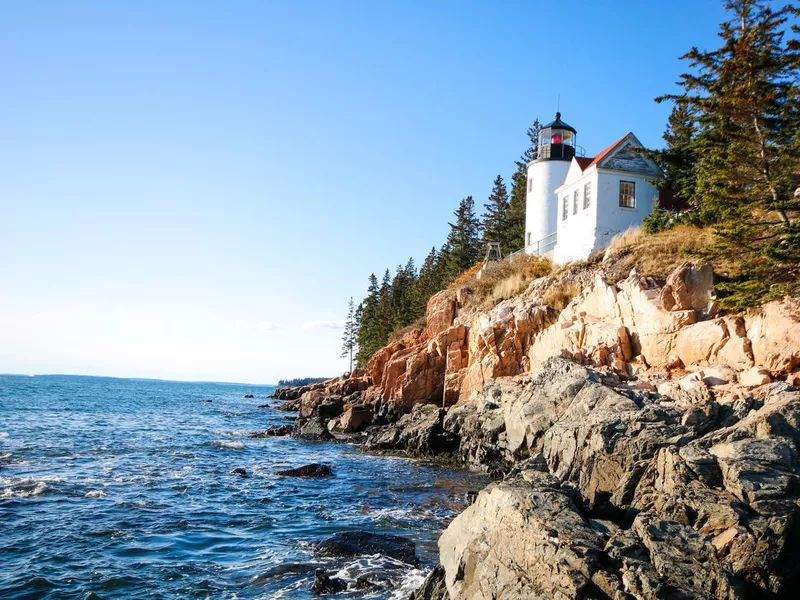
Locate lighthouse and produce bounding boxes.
[525,112,579,255]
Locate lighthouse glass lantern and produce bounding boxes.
[537,112,577,160]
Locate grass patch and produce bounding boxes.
[449,254,552,309]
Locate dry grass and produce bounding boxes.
[602,225,721,283]
[449,254,553,309]
[542,280,582,314]
[607,226,645,253]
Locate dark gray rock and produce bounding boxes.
[293,418,335,441]
[275,463,333,478]
[249,425,293,438]
[410,565,449,600]
[230,468,248,477]
[311,569,347,595]
[313,531,417,566]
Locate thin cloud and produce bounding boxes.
[302,320,343,330]
[257,321,279,333]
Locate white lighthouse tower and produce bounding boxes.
[525,112,580,255]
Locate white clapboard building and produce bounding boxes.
[524,113,663,263]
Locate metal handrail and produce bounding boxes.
[529,232,557,256]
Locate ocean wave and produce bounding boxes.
[388,567,429,599]
[85,490,108,499]
[205,440,245,450]
[326,555,421,595]
[0,431,8,440]
[0,477,57,499]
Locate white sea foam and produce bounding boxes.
[85,490,108,498]
[208,440,245,450]
[366,506,417,521]
[0,477,54,499]
[0,452,12,460]
[388,568,429,599]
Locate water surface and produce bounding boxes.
[0,375,487,599]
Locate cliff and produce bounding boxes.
[276,241,800,599]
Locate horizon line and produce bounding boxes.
[0,371,282,387]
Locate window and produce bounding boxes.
[562,196,569,220]
[619,181,636,208]
[584,182,591,209]
[573,190,579,215]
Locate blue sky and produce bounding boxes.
[0,1,729,383]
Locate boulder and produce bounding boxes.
[659,260,716,315]
[313,531,417,566]
[328,405,373,433]
[364,404,458,456]
[439,471,604,600]
[739,366,772,387]
[275,463,333,477]
[293,418,335,441]
[299,392,343,420]
[249,425,293,437]
[311,569,347,595]
[746,299,800,375]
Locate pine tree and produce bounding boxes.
[661,0,800,309]
[377,269,394,340]
[443,196,481,279]
[340,297,358,373]
[507,119,542,253]
[658,98,699,203]
[355,273,381,367]
[481,175,511,255]
[411,246,439,318]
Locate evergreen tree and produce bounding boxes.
[481,175,511,255]
[377,269,394,340]
[658,98,699,202]
[507,119,542,253]
[661,0,800,308]
[443,196,481,279]
[355,273,382,367]
[340,297,358,373]
[410,246,440,318]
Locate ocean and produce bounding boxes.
[0,375,487,599]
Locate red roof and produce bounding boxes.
[579,132,633,172]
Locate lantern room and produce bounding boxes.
[537,112,578,161]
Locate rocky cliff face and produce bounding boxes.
[346,259,799,418]
[275,256,800,599]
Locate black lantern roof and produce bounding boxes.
[543,112,577,133]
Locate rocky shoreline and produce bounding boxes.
[270,257,800,599]
[272,357,800,599]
